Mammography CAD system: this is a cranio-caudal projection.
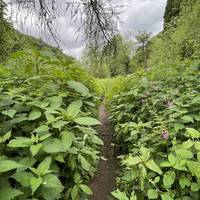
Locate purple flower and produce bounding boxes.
[161,131,169,140]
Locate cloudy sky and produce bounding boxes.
[11,0,167,57]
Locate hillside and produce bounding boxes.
[0,21,74,63]
[148,0,200,68]
[130,0,200,72]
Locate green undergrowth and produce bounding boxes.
[0,53,103,200]
[109,65,200,200]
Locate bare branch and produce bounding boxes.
[7,0,121,50]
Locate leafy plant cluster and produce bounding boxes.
[148,0,200,69]
[0,74,103,200]
[109,66,200,200]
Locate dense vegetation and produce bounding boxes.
[0,0,200,199]
[0,40,104,199]
[109,65,200,200]
[104,1,200,199]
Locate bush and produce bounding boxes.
[109,66,200,199]
[0,75,102,200]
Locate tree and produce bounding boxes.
[0,0,12,61]
[135,31,151,69]
[104,35,132,76]
[164,0,182,26]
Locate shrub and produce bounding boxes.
[0,75,102,200]
[109,66,200,199]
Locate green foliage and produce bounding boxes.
[0,68,102,199]
[94,76,128,100]
[84,34,132,78]
[135,31,151,69]
[164,0,182,25]
[109,66,200,199]
[148,0,200,68]
[104,35,132,76]
[0,0,13,61]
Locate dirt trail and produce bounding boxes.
[90,104,117,200]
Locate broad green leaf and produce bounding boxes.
[160,161,172,168]
[148,189,158,199]
[42,138,65,153]
[140,147,150,162]
[74,172,81,183]
[186,128,200,138]
[39,134,52,142]
[79,184,93,195]
[92,135,104,145]
[174,164,187,171]
[194,142,200,150]
[0,131,11,143]
[130,191,137,200]
[17,157,36,172]
[37,157,52,176]
[163,170,176,188]
[31,177,43,194]
[194,115,200,121]
[179,176,191,189]
[10,115,27,124]
[42,184,63,200]
[74,117,101,126]
[67,80,89,96]
[55,154,65,163]
[174,123,185,131]
[34,125,49,134]
[29,110,42,120]
[30,144,43,156]
[111,189,129,200]
[168,153,176,165]
[66,100,83,118]
[0,186,23,200]
[2,109,17,118]
[12,171,34,187]
[42,174,64,189]
[61,131,73,151]
[187,161,200,177]
[197,152,200,161]
[0,160,21,172]
[52,120,67,131]
[48,96,62,109]
[146,159,162,175]
[191,183,200,192]
[181,115,194,123]
[175,149,193,159]
[182,139,193,149]
[8,137,34,148]
[161,193,174,200]
[71,185,79,200]
[79,155,91,171]
[122,156,141,166]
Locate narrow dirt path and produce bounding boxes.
[90,103,116,200]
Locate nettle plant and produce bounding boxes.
[0,76,102,200]
[110,67,200,200]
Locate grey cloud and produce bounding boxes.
[120,0,167,37]
[8,0,167,57]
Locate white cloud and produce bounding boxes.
[119,0,167,38]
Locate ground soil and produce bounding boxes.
[90,104,117,200]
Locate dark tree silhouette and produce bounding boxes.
[136,31,151,70]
